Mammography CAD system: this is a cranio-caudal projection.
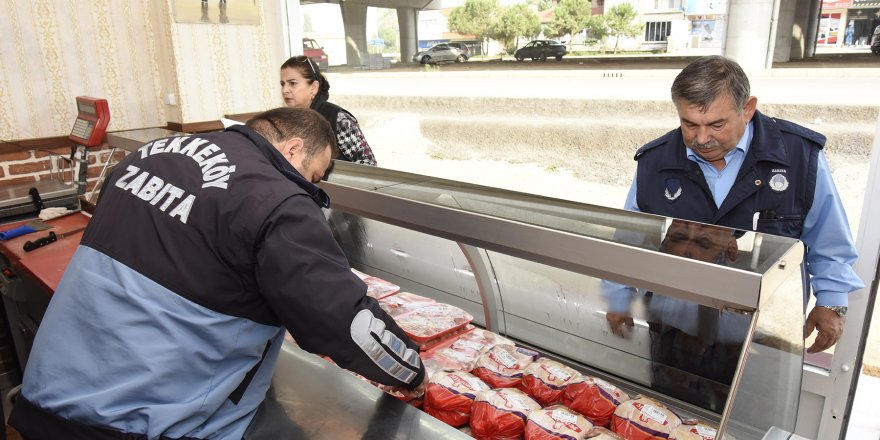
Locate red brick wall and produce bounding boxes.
[0,141,130,199]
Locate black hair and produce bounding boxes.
[280,55,330,101]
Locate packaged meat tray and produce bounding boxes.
[395,303,474,347]
[524,405,594,440]
[471,344,537,389]
[670,421,731,440]
[351,268,400,299]
[563,376,630,427]
[429,343,482,373]
[448,327,516,354]
[521,358,579,406]
[470,388,542,440]
[611,397,682,440]
[379,291,436,317]
[423,370,491,427]
[423,349,474,378]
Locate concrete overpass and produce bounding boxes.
[298,0,443,66]
[294,0,864,69]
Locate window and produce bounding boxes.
[645,21,671,42]
[653,0,680,9]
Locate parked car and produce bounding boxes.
[514,40,567,62]
[447,42,471,60]
[303,37,329,71]
[872,26,880,55]
[412,44,467,64]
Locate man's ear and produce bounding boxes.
[281,137,304,159]
[743,96,758,121]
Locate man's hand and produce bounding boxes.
[804,306,845,353]
[383,374,429,401]
[606,312,634,338]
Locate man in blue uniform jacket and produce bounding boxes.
[606,56,863,356]
[10,107,427,440]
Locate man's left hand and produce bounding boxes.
[804,306,845,353]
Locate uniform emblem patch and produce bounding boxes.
[769,174,789,192]
[664,179,682,201]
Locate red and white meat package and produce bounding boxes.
[611,397,682,440]
[670,422,728,440]
[585,426,626,439]
[524,405,594,440]
[563,376,630,427]
[351,268,400,299]
[395,303,474,349]
[451,327,516,354]
[470,388,542,440]
[423,370,491,427]
[472,345,537,389]
[521,358,580,406]
[422,345,481,378]
[378,291,436,318]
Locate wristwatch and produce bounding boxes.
[818,305,848,318]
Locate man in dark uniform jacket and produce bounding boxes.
[605,56,863,410]
[10,108,427,440]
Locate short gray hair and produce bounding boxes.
[670,55,751,114]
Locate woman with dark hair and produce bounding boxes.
[280,55,377,166]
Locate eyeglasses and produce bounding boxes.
[296,56,317,78]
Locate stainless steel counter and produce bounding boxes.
[106,128,184,152]
[244,342,467,440]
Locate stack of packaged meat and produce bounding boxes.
[348,269,724,440]
[379,291,436,318]
[422,326,518,378]
[351,268,400,299]
[423,370,491,427]
[611,397,682,440]
[521,358,580,406]
[395,303,474,350]
[471,344,539,389]
[563,375,631,427]
[470,388,542,440]
[524,405,594,440]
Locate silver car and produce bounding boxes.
[412,44,466,64]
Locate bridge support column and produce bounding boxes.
[725,0,776,69]
[790,0,815,59]
[398,7,418,64]
[340,2,369,67]
[773,0,796,62]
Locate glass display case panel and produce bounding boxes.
[329,211,489,326]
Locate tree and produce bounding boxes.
[377,9,399,53]
[550,0,592,52]
[490,4,540,53]
[448,0,499,56]
[604,3,642,54]
[583,14,607,46]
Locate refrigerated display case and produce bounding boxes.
[321,161,808,440]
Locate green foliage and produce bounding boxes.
[583,14,607,44]
[490,4,541,53]
[604,3,642,53]
[550,0,592,51]
[448,0,499,55]
[376,9,399,52]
